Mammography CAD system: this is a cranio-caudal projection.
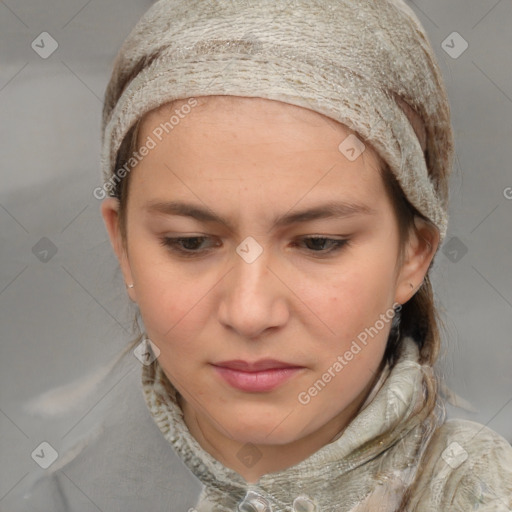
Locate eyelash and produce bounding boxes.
[159,236,349,258]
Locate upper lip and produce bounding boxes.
[212,359,303,372]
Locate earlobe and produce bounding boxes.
[394,217,439,305]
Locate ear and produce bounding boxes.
[394,216,440,305]
[100,198,136,302]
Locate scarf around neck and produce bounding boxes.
[141,337,445,511]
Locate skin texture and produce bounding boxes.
[101,96,439,483]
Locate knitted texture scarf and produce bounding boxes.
[141,337,445,511]
[100,0,454,242]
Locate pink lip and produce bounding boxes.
[213,359,301,372]
[211,359,304,392]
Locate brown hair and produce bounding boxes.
[111,101,446,370]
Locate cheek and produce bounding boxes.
[299,258,396,339]
[128,245,206,339]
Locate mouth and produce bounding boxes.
[212,358,303,372]
[211,359,305,392]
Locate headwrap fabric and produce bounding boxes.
[101,0,454,241]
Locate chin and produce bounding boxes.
[232,428,301,447]
[219,410,311,446]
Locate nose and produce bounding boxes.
[217,243,289,339]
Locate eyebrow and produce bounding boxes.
[144,199,377,231]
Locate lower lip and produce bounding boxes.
[212,365,304,392]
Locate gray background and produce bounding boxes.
[1,0,511,506]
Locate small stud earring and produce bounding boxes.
[126,283,134,289]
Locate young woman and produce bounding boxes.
[13,0,512,511]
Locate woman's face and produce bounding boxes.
[102,96,433,451]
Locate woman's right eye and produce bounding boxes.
[159,236,218,258]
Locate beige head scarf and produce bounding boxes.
[101,0,454,241]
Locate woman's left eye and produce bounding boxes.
[159,235,348,258]
[292,236,349,255]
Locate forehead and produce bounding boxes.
[130,95,387,208]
